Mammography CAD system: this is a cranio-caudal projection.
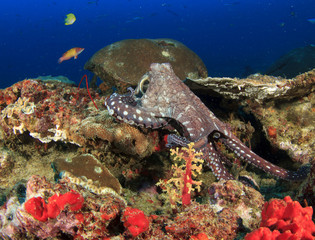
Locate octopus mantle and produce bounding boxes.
[105,63,308,181]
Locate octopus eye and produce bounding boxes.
[213,132,221,139]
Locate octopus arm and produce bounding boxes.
[221,137,309,180]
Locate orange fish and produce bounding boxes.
[58,47,84,63]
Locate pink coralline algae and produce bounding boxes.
[245,196,315,240]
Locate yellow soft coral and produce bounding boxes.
[157,143,203,208]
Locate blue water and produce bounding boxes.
[1,0,314,89]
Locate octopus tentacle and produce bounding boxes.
[105,92,168,129]
[221,137,309,180]
[203,142,234,180]
[166,134,190,148]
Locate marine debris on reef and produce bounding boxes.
[84,38,207,93]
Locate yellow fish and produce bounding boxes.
[64,13,76,25]
[58,47,84,63]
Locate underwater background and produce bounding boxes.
[1,0,315,89]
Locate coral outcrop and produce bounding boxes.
[1,174,264,240]
[54,154,122,194]
[0,79,157,159]
[84,38,208,93]
[209,180,265,230]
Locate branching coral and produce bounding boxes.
[157,143,203,208]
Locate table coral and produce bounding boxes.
[186,69,315,103]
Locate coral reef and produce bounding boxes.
[163,203,239,240]
[208,180,265,230]
[0,64,313,239]
[249,91,314,163]
[77,111,158,158]
[84,38,207,93]
[186,69,315,163]
[0,79,157,159]
[297,157,315,210]
[0,175,127,239]
[1,174,263,240]
[0,147,14,178]
[245,196,315,240]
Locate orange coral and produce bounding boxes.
[245,196,315,240]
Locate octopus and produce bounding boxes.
[105,63,309,181]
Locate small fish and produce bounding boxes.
[64,13,76,25]
[125,16,144,23]
[58,47,84,63]
[307,18,315,24]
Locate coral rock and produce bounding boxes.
[164,202,240,240]
[54,154,122,194]
[0,79,157,158]
[208,180,265,230]
[186,70,315,163]
[84,38,207,93]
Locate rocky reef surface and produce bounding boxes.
[0,68,314,239]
